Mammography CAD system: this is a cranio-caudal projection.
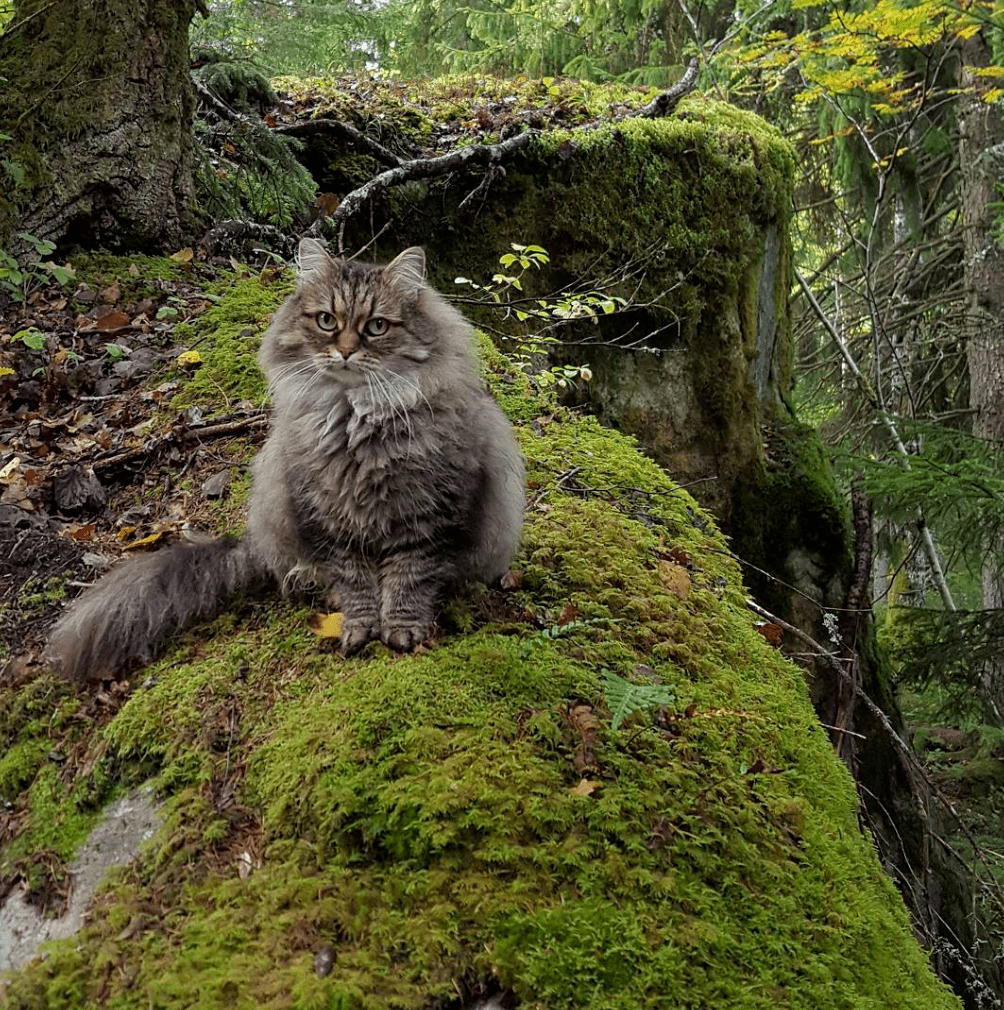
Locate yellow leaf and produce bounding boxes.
[983,88,1004,104]
[571,778,598,797]
[170,247,194,263]
[0,456,20,482]
[309,612,344,639]
[124,530,165,550]
[0,366,13,378]
[176,349,202,367]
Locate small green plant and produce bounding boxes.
[0,233,75,304]
[602,668,675,730]
[104,342,130,362]
[10,327,45,351]
[456,243,623,389]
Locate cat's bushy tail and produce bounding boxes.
[47,538,264,682]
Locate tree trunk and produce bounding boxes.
[959,31,1004,715]
[0,0,198,253]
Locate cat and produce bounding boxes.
[47,239,525,681]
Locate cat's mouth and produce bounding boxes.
[321,359,366,385]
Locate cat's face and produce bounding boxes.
[271,240,433,389]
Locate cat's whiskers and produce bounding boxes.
[382,366,434,417]
[366,369,415,449]
[268,359,323,401]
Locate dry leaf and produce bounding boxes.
[0,456,20,481]
[755,622,784,646]
[63,522,96,541]
[315,192,340,217]
[556,602,578,626]
[309,612,344,639]
[99,279,121,303]
[571,778,598,797]
[170,247,194,263]
[500,569,521,590]
[658,560,691,600]
[95,309,131,332]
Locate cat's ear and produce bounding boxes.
[384,247,426,299]
[296,238,332,287]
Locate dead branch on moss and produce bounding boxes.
[325,58,701,251]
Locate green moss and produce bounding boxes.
[732,419,852,623]
[169,271,291,412]
[68,252,187,298]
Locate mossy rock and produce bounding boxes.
[0,273,957,1009]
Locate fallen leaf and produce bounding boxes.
[315,192,340,217]
[99,279,121,303]
[658,560,691,600]
[170,247,194,263]
[176,349,202,367]
[62,522,96,541]
[0,456,20,481]
[499,569,521,590]
[571,778,598,797]
[556,602,578,626]
[309,612,344,639]
[756,622,784,646]
[124,530,165,550]
[95,309,131,332]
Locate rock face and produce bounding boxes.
[298,80,995,1004]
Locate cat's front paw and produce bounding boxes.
[381,623,430,652]
[340,618,380,656]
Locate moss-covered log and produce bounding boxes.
[0,0,197,252]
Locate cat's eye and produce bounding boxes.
[316,311,337,332]
[365,317,389,337]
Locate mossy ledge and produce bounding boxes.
[1,275,958,1009]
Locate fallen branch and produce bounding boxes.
[91,411,268,473]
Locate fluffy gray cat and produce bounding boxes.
[47,240,525,680]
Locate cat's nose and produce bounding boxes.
[337,332,361,358]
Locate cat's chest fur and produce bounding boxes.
[281,389,473,551]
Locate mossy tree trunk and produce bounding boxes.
[0,0,198,253]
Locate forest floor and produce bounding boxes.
[0,255,272,675]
